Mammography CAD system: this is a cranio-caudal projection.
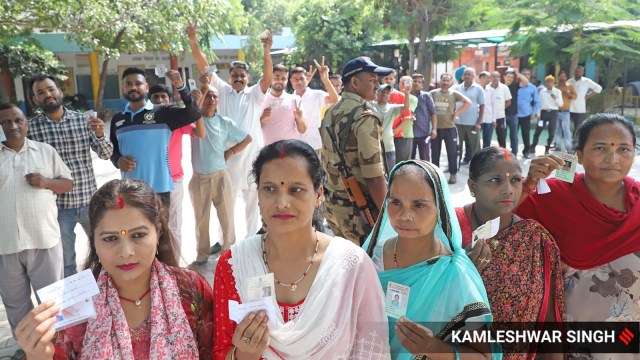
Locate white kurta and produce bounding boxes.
[211,76,266,190]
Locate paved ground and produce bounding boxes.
[1,126,639,358]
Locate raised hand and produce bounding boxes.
[231,311,270,360]
[307,64,317,80]
[199,74,212,85]
[313,56,330,80]
[293,99,303,120]
[166,70,184,89]
[88,117,105,137]
[260,30,273,49]
[186,20,199,40]
[191,89,204,106]
[15,300,60,360]
[526,154,565,183]
[465,239,493,272]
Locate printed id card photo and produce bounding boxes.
[246,273,275,302]
[385,281,410,319]
[555,152,578,183]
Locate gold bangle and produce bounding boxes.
[230,346,237,360]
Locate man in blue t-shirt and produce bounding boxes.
[109,67,202,207]
[188,84,252,269]
[517,68,540,158]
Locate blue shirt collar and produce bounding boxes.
[122,100,154,116]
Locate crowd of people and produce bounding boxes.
[0,22,638,360]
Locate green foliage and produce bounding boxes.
[289,0,381,70]
[493,0,639,67]
[0,39,67,79]
[241,0,292,35]
[1,0,247,108]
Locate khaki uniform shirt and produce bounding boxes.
[320,92,385,201]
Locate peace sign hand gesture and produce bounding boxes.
[313,56,330,81]
[293,99,303,120]
[186,20,199,40]
[307,64,317,80]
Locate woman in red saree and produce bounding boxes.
[15,179,213,359]
[456,147,564,359]
[517,114,640,360]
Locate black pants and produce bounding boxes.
[518,116,532,155]
[431,128,458,175]
[532,110,558,149]
[411,136,431,162]
[570,112,587,137]
[495,118,507,148]
[157,192,171,209]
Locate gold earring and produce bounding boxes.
[470,191,476,197]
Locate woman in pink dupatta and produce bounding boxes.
[456,147,564,359]
[15,179,213,359]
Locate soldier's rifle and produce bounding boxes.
[325,125,376,231]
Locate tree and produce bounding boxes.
[289,0,381,71]
[239,0,294,79]
[374,0,489,82]
[1,0,245,110]
[0,34,67,103]
[495,0,640,80]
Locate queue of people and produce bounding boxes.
[0,24,637,360]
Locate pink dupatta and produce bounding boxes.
[80,259,198,359]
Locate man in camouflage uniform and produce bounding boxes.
[320,56,392,245]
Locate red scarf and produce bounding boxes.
[516,173,640,270]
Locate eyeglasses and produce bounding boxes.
[0,118,26,127]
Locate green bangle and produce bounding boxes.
[452,344,460,360]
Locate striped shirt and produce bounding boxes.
[28,108,113,208]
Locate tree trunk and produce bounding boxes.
[0,58,13,103]
[569,29,582,75]
[407,25,416,75]
[424,43,434,86]
[416,6,430,81]
[95,28,127,111]
[95,57,110,111]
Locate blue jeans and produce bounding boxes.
[481,123,494,148]
[555,111,572,151]
[506,114,519,155]
[57,205,90,277]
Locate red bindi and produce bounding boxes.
[281,182,284,185]
[611,143,615,147]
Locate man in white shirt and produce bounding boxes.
[259,64,306,145]
[0,103,72,339]
[478,71,495,148]
[187,21,272,236]
[290,60,339,158]
[490,71,512,149]
[567,66,602,135]
[531,75,564,154]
